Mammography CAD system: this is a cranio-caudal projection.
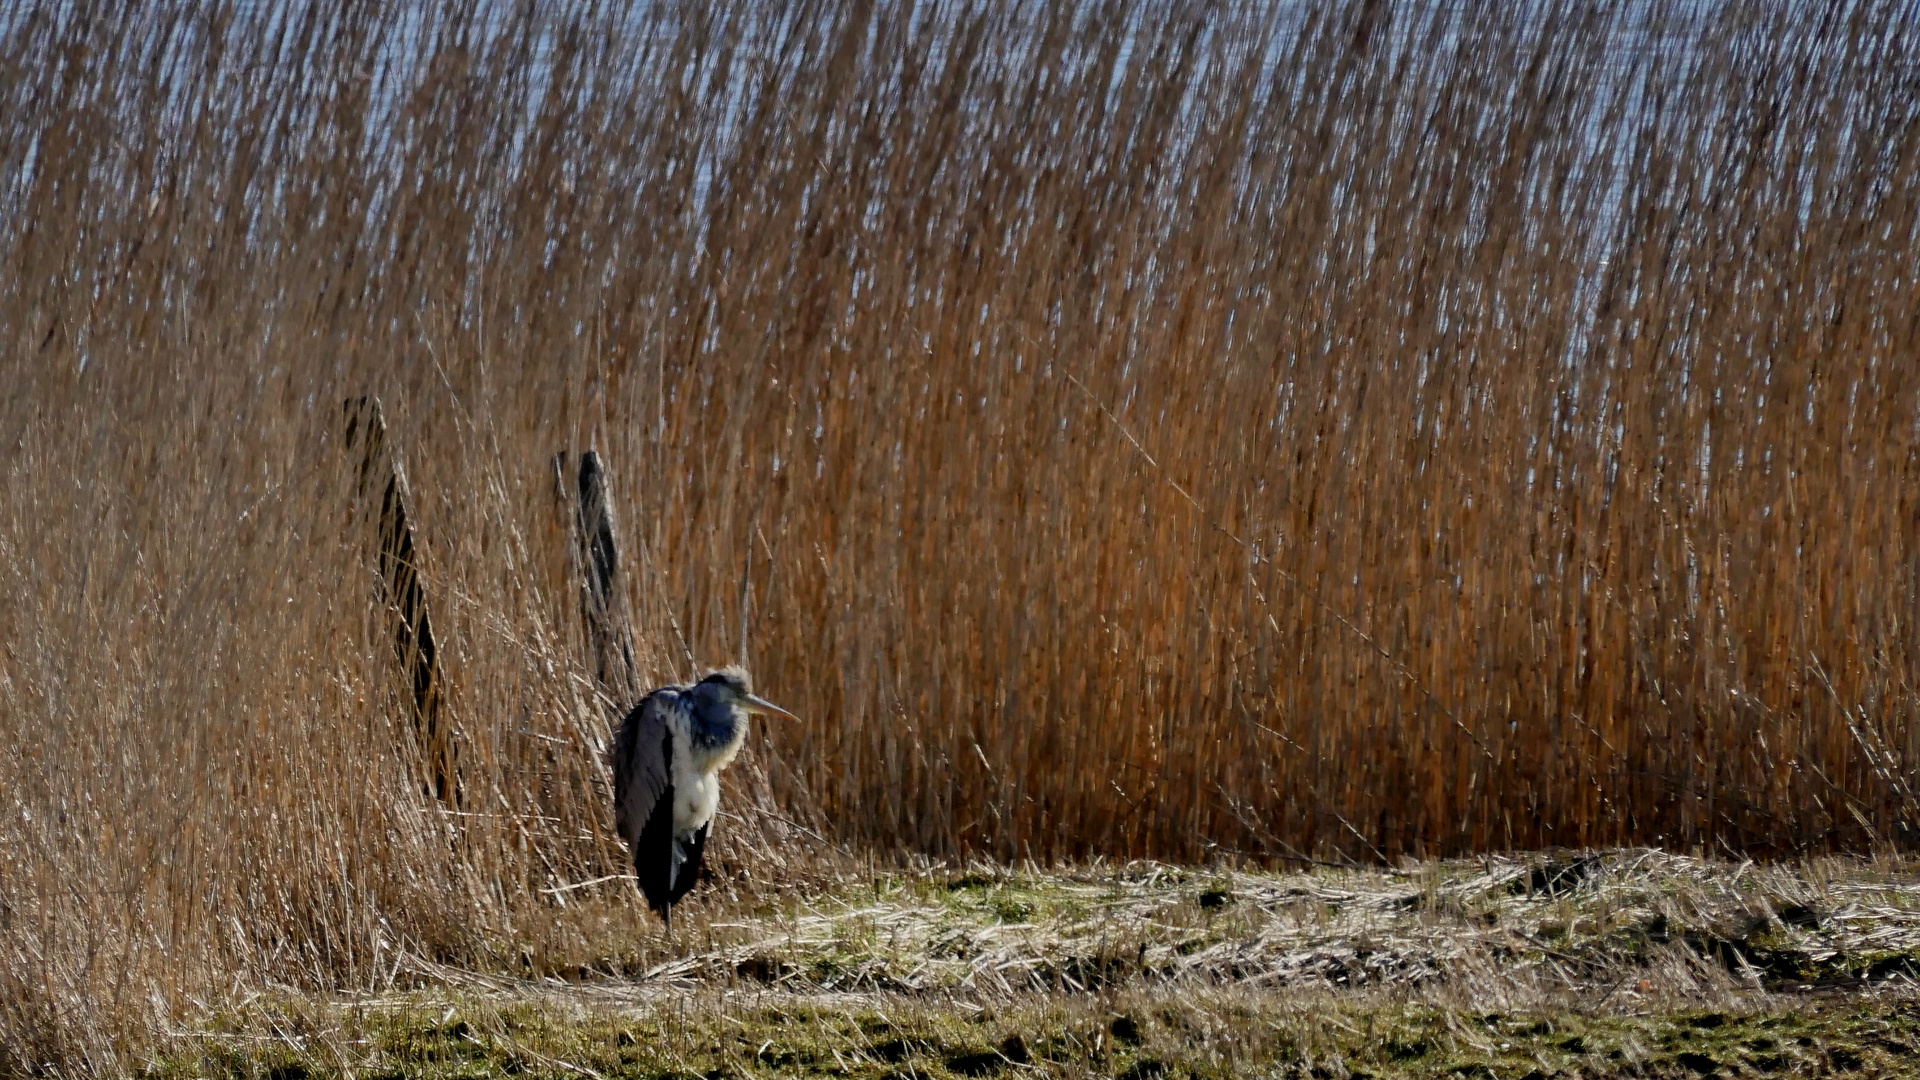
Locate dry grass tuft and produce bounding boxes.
[4,0,1919,1070]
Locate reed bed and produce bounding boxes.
[3,0,1919,1070]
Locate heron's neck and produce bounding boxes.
[684,701,745,765]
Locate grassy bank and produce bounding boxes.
[143,851,1920,1078]
[454,850,1920,998]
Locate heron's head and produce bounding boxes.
[696,665,799,720]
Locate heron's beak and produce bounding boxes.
[740,693,799,720]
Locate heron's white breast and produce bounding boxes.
[668,723,727,834]
[672,769,720,834]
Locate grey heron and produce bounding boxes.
[610,665,797,930]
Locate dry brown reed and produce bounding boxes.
[3,0,1919,1070]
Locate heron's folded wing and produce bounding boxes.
[610,687,677,847]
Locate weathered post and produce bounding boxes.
[344,397,458,807]
[555,450,639,716]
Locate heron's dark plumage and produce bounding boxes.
[611,686,708,917]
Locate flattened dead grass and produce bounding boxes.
[148,853,1920,1079]
[498,850,1920,1002]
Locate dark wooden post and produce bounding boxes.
[344,397,458,807]
[556,450,639,716]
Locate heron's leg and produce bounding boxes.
[663,902,673,943]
